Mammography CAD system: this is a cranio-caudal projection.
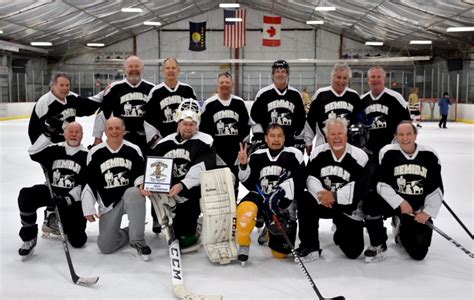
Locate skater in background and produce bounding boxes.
[438,92,451,129]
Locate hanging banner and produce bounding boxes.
[189,21,206,51]
[263,15,281,47]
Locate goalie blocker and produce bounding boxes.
[200,167,238,264]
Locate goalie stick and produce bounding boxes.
[43,167,99,287]
[148,194,222,300]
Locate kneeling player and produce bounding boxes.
[18,122,88,260]
[236,124,305,264]
[297,119,369,261]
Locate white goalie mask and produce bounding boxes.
[175,98,201,124]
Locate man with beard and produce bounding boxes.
[18,122,88,260]
[92,55,155,154]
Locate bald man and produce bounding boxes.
[18,122,89,260]
[93,55,155,154]
[83,117,151,260]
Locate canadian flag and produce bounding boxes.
[263,15,281,47]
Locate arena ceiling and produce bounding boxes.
[0,0,472,60]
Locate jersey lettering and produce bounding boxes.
[52,159,81,173]
[100,157,132,173]
[324,101,354,113]
[320,165,350,181]
[394,164,427,177]
[267,100,295,112]
[120,92,147,104]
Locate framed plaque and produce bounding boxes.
[144,156,174,192]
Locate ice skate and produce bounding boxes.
[19,238,37,261]
[238,245,249,266]
[130,241,152,261]
[41,210,61,240]
[294,246,321,263]
[364,243,387,263]
[391,216,401,246]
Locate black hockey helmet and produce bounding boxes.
[272,60,289,74]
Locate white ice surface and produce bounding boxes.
[1,117,473,300]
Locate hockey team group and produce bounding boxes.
[17,56,448,284]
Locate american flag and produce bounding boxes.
[224,9,246,48]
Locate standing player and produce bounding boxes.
[148,99,216,250]
[28,73,103,238]
[83,117,151,260]
[142,57,196,233]
[304,62,361,154]
[143,57,197,148]
[364,121,444,261]
[92,55,155,153]
[250,60,306,150]
[408,87,422,128]
[18,122,88,260]
[200,72,251,189]
[296,119,369,261]
[236,124,305,264]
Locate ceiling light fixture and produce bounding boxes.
[30,42,52,46]
[409,40,432,45]
[225,17,243,22]
[143,21,162,26]
[0,30,3,34]
[306,20,324,25]
[121,7,143,13]
[365,41,384,46]
[446,26,474,32]
[87,43,105,47]
[315,6,336,11]
[219,3,240,8]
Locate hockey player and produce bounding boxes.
[359,66,411,261]
[200,72,251,190]
[250,60,306,150]
[143,57,197,148]
[83,117,151,260]
[363,121,444,261]
[18,122,88,260]
[92,55,155,153]
[148,99,217,250]
[142,58,196,233]
[304,62,361,155]
[408,87,422,128]
[236,124,305,264]
[296,119,369,261]
[28,73,103,239]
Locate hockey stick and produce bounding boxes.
[148,194,222,300]
[42,167,99,286]
[442,201,473,240]
[255,185,344,300]
[272,215,345,300]
[425,221,474,259]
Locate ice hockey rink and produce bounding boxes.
[0,116,472,300]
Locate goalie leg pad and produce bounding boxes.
[200,168,238,264]
[236,201,258,246]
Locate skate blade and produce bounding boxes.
[365,254,386,263]
[20,249,35,262]
[41,232,62,240]
[295,253,320,263]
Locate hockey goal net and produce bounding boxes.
[419,98,457,122]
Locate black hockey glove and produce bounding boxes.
[267,187,292,215]
[44,115,64,137]
[249,133,265,154]
[53,193,74,207]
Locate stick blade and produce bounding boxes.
[326,296,345,300]
[75,276,99,287]
[174,284,222,300]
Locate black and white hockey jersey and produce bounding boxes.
[360,88,411,158]
[239,147,305,200]
[149,132,216,201]
[306,143,369,209]
[82,141,145,215]
[250,84,306,146]
[376,143,444,218]
[304,86,361,147]
[143,81,196,142]
[29,134,88,202]
[98,79,155,148]
[28,91,102,144]
[200,94,251,167]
